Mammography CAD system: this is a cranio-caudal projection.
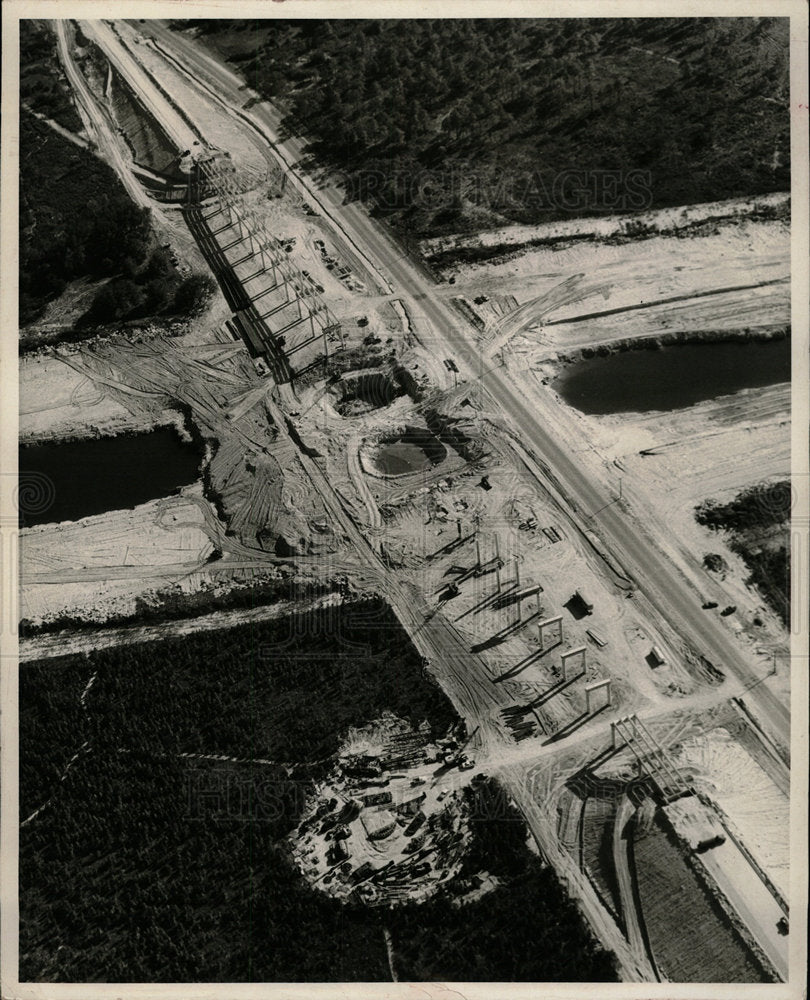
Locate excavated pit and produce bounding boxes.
[366,427,447,477]
[334,373,403,416]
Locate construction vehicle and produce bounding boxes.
[442,726,480,769]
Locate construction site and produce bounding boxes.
[14,16,800,987]
[290,716,482,905]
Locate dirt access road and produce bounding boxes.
[54,20,152,210]
[132,19,791,752]
[69,22,790,980]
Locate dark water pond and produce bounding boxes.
[18,427,203,527]
[370,427,446,476]
[556,338,790,415]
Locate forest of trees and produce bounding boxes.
[20,110,216,331]
[182,17,790,237]
[20,600,616,982]
[19,111,152,326]
[20,19,84,131]
[695,481,792,534]
[20,20,217,334]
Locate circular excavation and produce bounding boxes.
[334,372,402,416]
[364,426,447,478]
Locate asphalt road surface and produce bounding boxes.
[78,22,792,981]
[135,18,790,744]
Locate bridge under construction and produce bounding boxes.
[77,19,342,384]
[185,154,342,382]
[611,714,690,803]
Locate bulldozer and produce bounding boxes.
[442,725,479,770]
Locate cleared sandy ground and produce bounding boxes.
[20,352,179,444]
[421,193,789,258]
[20,485,214,626]
[18,24,792,976]
[675,727,789,900]
[450,215,788,355]
[563,384,791,638]
[428,203,792,666]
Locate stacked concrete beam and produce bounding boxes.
[195,156,342,374]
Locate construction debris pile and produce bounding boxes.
[290,718,480,905]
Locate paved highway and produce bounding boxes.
[80,22,791,980]
[134,18,790,749]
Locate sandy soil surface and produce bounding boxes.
[24,24,794,974]
[80,20,199,154]
[520,699,788,975]
[427,208,792,696]
[674,727,789,899]
[443,214,788,355]
[20,351,179,444]
[20,484,214,626]
[422,192,788,256]
[541,384,792,656]
[293,375,724,738]
[115,20,264,173]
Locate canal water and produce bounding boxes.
[18,427,203,527]
[556,337,790,415]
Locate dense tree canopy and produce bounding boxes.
[696,482,790,625]
[20,602,617,982]
[184,17,790,235]
[20,112,216,330]
[20,19,83,130]
[19,112,152,324]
